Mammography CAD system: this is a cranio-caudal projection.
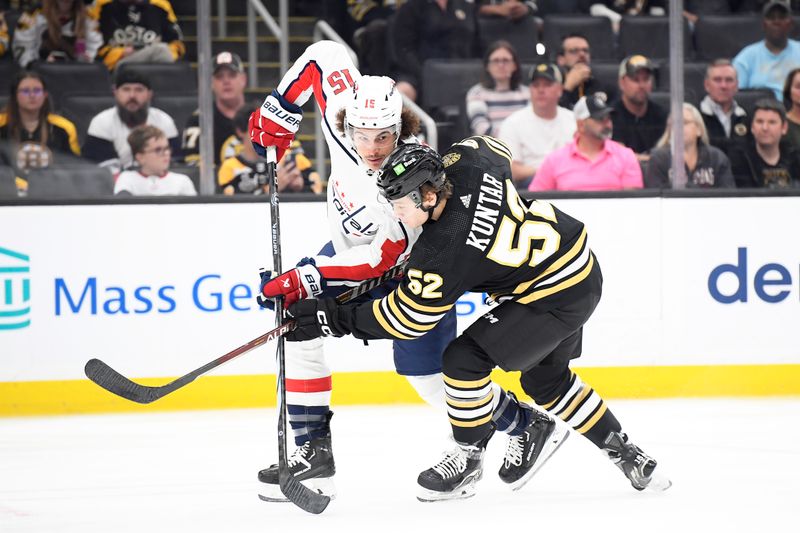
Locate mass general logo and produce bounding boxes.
[0,247,31,330]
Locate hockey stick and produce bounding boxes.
[265,146,330,515]
[83,261,404,405]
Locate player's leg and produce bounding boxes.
[257,336,337,499]
[258,242,338,499]
[392,307,457,408]
[521,360,671,491]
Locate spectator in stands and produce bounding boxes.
[700,59,750,158]
[556,32,617,110]
[612,54,666,160]
[12,0,102,68]
[581,1,665,32]
[781,67,800,150]
[390,0,480,102]
[92,0,185,71]
[0,8,9,58]
[83,69,179,173]
[529,93,643,191]
[347,0,396,76]
[499,63,575,189]
[0,71,80,181]
[465,40,529,137]
[477,0,533,20]
[183,51,246,167]
[645,103,735,188]
[218,106,320,195]
[115,124,195,195]
[733,1,800,101]
[730,98,800,188]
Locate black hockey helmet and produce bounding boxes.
[377,143,445,208]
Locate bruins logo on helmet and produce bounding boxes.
[443,152,461,167]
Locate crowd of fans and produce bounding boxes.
[2,0,800,197]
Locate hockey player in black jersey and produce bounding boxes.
[284,138,671,501]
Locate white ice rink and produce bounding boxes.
[2,398,798,533]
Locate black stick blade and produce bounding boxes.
[279,471,330,514]
[84,358,160,404]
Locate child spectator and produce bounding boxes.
[115,124,195,195]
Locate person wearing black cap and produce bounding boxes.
[82,68,180,172]
[531,93,643,191]
[183,51,248,167]
[611,54,667,159]
[733,0,800,101]
[498,62,576,188]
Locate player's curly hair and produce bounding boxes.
[335,107,421,139]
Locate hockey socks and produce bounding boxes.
[285,376,332,446]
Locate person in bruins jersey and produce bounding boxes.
[284,138,671,501]
[0,71,81,193]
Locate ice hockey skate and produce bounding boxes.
[498,408,570,491]
[603,432,672,492]
[257,435,337,502]
[417,438,489,502]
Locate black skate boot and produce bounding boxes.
[603,432,671,492]
[498,407,570,491]
[258,414,336,502]
[417,433,492,502]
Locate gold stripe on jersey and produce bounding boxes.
[371,299,415,340]
[517,252,595,304]
[512,228,587,295]
[396,285,453,313]
[386,292,439,333]
[479,135,513,164]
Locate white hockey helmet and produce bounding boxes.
[344,76,403,139]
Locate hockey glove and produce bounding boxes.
[285,298,350,341]
[259,258,324,309]
[249,90,303,160]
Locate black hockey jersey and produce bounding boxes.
[344,135,597,341]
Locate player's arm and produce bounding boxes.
[286,262,466,342]
[249,40,359,158]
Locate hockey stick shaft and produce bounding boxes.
[267,146,330,514]
[83,261,405,405]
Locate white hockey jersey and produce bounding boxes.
[271,40,420,285]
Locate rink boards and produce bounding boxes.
[1,196,798,415]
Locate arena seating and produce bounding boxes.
[618,16,692,60]
[541,15,616,61]
[35,62,113,111]
[26,165,114,199]
[115,62,198,96]
[478,16,541,61]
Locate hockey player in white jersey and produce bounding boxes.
[249,40,457,500]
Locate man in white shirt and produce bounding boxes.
[498,62,576,189]
[83,69,180,173]
[114,124,196,196]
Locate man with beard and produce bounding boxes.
[556,33,617,110]
[530,93,643,191]
[611,55,666,161]
[83,69,179,172]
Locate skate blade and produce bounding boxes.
[416,484,477,502]
[645,471,672,492]
[416,470,482,502]
[258,476,337,503]
[509,424,570,492]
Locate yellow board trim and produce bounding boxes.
[2,364,799,416]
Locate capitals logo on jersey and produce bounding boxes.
[330,179,377,237]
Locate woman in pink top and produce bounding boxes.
[529,94,643,191]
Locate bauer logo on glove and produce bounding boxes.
[259,258,325,308]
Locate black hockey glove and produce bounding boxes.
[285,298,350,342]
